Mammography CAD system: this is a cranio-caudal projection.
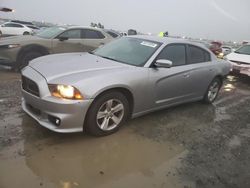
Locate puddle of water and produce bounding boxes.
[0,116,186,188]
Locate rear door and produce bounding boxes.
[186,44,215,97]
[81,29,112,52]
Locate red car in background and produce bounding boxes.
[209,41,223,57]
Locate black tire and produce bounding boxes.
[23,32,30,35]
[85,91,130,136]
[14,51,43,71]
[203,77,222,104]
[0,30,2,37]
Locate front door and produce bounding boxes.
[51,29,85,53]
[149,44,195,106]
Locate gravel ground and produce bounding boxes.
[0,66,250,188]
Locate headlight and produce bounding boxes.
[0,44,20,49]
[217,52,224,59]
[49,84,83,100]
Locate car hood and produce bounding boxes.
[0,35,46,45]
[29,52,132,82]
[227,52,250,64]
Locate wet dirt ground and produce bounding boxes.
[0,66,250,188]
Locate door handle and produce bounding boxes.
[183,73,190,78]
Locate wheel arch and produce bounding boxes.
[214,74,224,85]
[94,86,134,115]
[83,86,135,131]
[17,44,50,62]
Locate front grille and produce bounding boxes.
[22,76,40,97]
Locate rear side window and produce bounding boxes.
[157,44,186,66]
[4,23,24,28]
[59,29,81,39]
[83,29,105,39]
[188,45,211,64]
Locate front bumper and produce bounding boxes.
[21,66,93,133]
[0,58,14,67]
[230,61,250,76]
[0,47,19,66]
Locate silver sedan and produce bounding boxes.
[21,36,231,136]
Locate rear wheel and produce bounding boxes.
[85,91,130,136]
[23,31,30,35]
[203,77,222,104]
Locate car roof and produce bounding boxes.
[128,35,209,49]
[3,21,27,27]
[63,25,105,32]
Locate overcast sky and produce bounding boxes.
[1,0,249,41]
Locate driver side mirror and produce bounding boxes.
[58,36,68,41]
[155,59,172,68]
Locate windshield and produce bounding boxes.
[235,45,250,55]
[36,27,66,39]
[93,37,161,66]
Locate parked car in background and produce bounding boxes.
[0,22,33,37]
[242,40,250,45]
[103,29,121,38]
[222,46,233,56]
[26,25,40,34]
[21,36,230,136]
[11,20,34,26]
[0,26,113,70]
[120,32,127,36]
[128,29,137,35]
[209,41,223,58]
[226,44,250,76]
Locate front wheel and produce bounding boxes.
[85,91,130,136]
[203,77,222,104]
[14,51,43,71]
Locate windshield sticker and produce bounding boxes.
[140,41,158,48]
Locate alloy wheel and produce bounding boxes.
[207,81,220,102]
[96,99,124,131]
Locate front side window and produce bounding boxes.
[157,44,186,66]
[36,27,66,39]
[59,29,81,39]
[83,29,105,39]
[188,45,211,64]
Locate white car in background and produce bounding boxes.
[222,46,233,55]
[226,44,250,76]
[0,22,33,37]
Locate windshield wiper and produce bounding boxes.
[95,54,130,65]
[100,56,118,62]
